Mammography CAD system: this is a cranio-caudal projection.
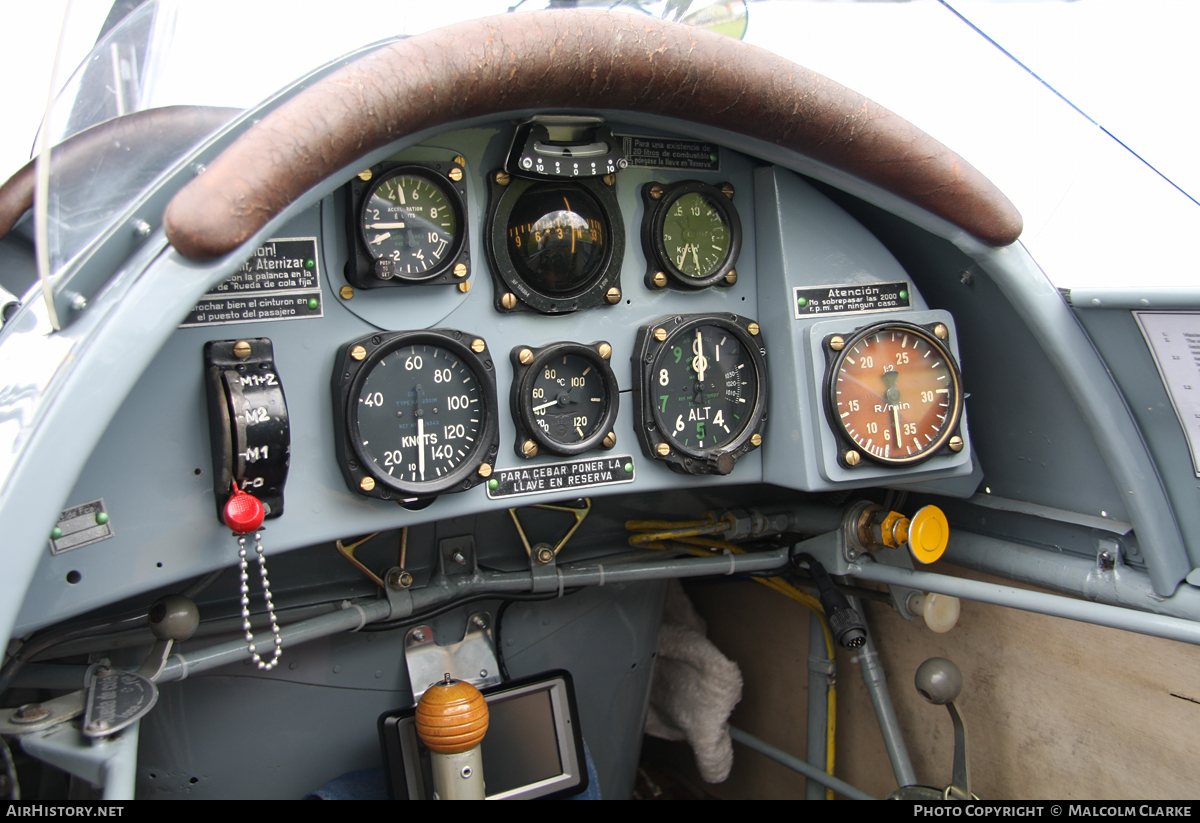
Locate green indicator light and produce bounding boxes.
[709,153,718,163]
[488,479,499,491]
[95,512,109,525]
[305,259,315,270]
[796,296,808,308]
[624,462,633,474]
[50,527,63,540]
[307,298,319,310]
[899,289,909,300]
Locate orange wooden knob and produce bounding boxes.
[415,678,489,754]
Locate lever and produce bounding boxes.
[914,657,973,800]
[416,674,490,800]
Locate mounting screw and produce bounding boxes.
[648,184,664,200]
[453,155,466,167]
[357,169,373,181]
[656,443,670,457]
[605,287,621,304]
[448,167,464,182]
[387,569,413,590]
[597,342,612,359]
[494,171,511,186]
[534,545,555,565]
[750,433,762,447]
[453,263,468,278]
[458,281,471,294]
[948,435,964,452]
[359,476,376,491]
[1099,551,1115,571]
[87,719,110,734]
[470,338,486,353]
[934,324,949,340]
[411,629,426,643]
[232,340,252,359]
[350,345,367,361]
[339,285,354,300]
[472,615,487,628]
[602,432,617,449]
[477,463,492,478]
[653,327,668,342]
[133,219,152,237]
[518,348,534,365]
[450,550,467,566]
[747,322,760,336]
[69,293,88,311]
[523,440,539,458]
[501,293,517,310]
[602,173,616,186]
[11,703,50,724]
[829,335,845,351]
[652,272,667,288]
[725,269,738,285]
[844,450,861,466]
[720,183,735,198]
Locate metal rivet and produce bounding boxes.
[471,339,486,353]
[653,328,668,342]
[652,272,667,288]
[501,293,517,310]
[597,342,612,360]
[603,432,617,449]
[460,766,473,779]
[649,184,664,200]
[458,281,471,294]
[750,433,762,447]
[453,263,468,278]
[350,345,367,361]
[748,322,760,336]
[357,169,373,181]
[359,476,376,491]
[523,440,539,458]
[494,171,511,186]
[448,168,463,182]
[518,348,534,365]
[934,324,949,340]
[232,340,252,359]
[721,183,735,199]
[605,287,621,304]
[339,285,354,300]
[725,269,738,285]
[829,335,845,351]
[845,450,861,466]
[948,436,964,452]
[656,443,670,456]
[477,463,492,478]
[602,173,616,186]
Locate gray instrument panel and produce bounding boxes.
[17,120,973,633]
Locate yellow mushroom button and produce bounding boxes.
[907,505,949,564]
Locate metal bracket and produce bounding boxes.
[403,612,502,701]
[508,498,591,562]
[0,691,85,736]
[337,527,412,590]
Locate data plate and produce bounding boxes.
[83,669,158,738]
[486,455,635,499]
[181,237,323,327]
[793,281,912,317]
[49,498,113,555]
[620,135,720,172]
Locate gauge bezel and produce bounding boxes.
[510,341,621,458]
[822,320,964,468]
[343,160,470,289]
[640,180,742,291]
[332,329,498,501]
[632,313,768,476]
[485,173,625,315]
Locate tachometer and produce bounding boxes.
[332,329,498,502]
[633,313,767,475]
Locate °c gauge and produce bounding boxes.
[510,341,620,458]
[640,180,741,291]
[343,160,470,289]
[633,313,768,476]
[332,329,499,503]
[824,321,965,467]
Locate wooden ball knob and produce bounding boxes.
[415,677,489,754]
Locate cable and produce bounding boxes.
[495,599,517,682]
[361,588,582,633]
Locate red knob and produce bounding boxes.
[223,484,265,534]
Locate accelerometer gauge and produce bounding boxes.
[511,341,620,458]
[344,160,469,289]
[486,173,624,314]
[641,180,741,290]
[332,329,499,502]
[824,321,964,467]
[633,314,768,476]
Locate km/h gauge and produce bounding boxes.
[510,341,620,459]
[640,180,741,291]
[633,313,768,476]
[824,321,964,467]
[332,329,499,503]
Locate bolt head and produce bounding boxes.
[411,629,426,643]
[359,476,376,491]
[535,546,555,565]
[652,271,667,288]
[948,435,964,452]
[605,287,621,304]
[453,155,466,167]
[656,442,670,457]
[934,323,949,340]
[602,432,617,449]
[339,285,354,300]
[748,322,760,336]
[350,345,367,361]
[653,327,668,342]
[458,281,471,294]
[232,340,252,359]
[602,173,616,186]
[357,169,373,181]
[518,348,534,365]
[725,269,738,285]
[721,182,736,199]
[448,167,463,182]
[649,184,664,200]
[453,262,468,278]
[494,171,511,186]
[501,293,517,310]
[750,433,762,447]
[844,450,861,466]
[523,440,539,458]
[597,342,612,360]
[477,463,492,478]
[470,338,486,353]
[829,335,845,351]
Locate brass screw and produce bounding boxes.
[750,433,762,447]
[339,285,354,300]
[350,345,367,361]
[387,569,413,590]
[534,545,555,565]
[453,263,468,278]
[602,432,617,449]
[721,182,735,199]
[232,340,252,359]
[357,169,373,182]
[844,450,861,467]
[494,171,511,186]
[652,272,667,288]
[501,293,517,310]
[605,287,621,304]
[597,342,612,360]
[829,335,845,351]
[656,443,670,457]
[470,338,486,353]
[653,327,668,342]
[648,184,664,200]
[360,476,376,491]
[518,348,534,365]
[453,155,466,167]
[477,463,492,478]
[458,281,471,294]
[948,435,964,452]
[934,323,949,340]
[522,440,539,458]
[725,269,738,285]
[448,167,463,182]
[602,173,616,186]
[748,322,760,336]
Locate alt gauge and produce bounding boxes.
[511,341,620,458]
[332,329,498,503]
[633,313,768,476]
[641,180,741,290]
[824,321,964,467]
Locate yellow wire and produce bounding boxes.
[625,522,839,797]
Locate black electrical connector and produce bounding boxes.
[793,553,867,650]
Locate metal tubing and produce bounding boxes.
[850,560,1200,646]
[729,726,876,800]
[559,548,789,586]
[849,596,917,788]
[806,611,830,800]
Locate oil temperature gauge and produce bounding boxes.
[824,321,964,467]
[511,341,620,458]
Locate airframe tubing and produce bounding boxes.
[849,560,1200,646]
[806,611,829,801]
[848,596,917,788]
[729,726,876,800]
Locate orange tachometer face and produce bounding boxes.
[829,324,962,466]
